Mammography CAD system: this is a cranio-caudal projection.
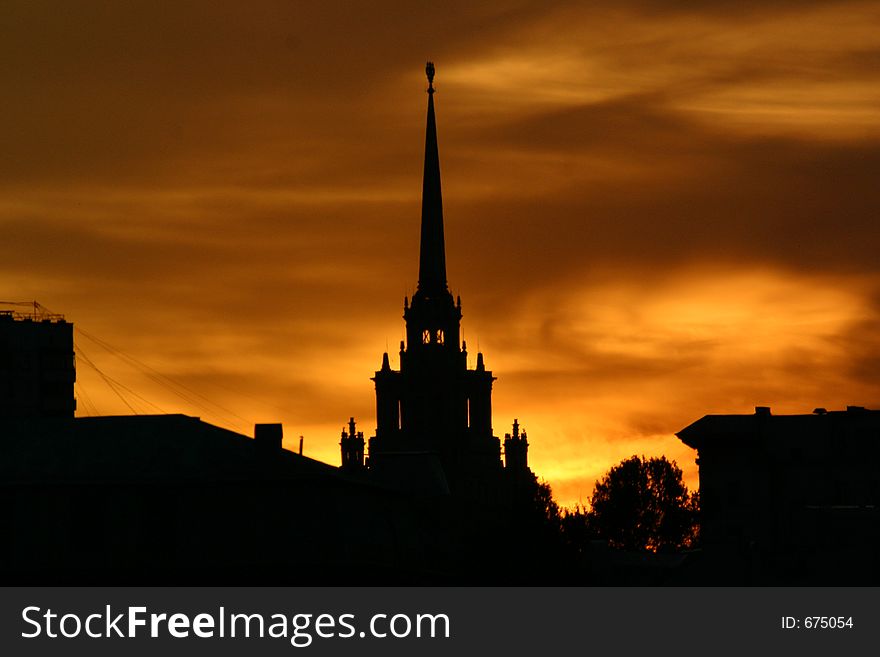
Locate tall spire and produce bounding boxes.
[418,61,448,295]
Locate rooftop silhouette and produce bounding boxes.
[3,64,879,586]
[0,65,553,585]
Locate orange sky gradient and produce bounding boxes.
[3,1,880,506]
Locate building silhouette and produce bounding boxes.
[678,405,880,583]
[1,413,469,583]
[0,305,75,419]
[0,65,550,585]
[345,62,534,501]
[9,66,879,586]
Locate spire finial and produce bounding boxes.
[426,61,435,94]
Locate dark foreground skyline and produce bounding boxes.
[3,53,880,584]
[3,2,880,506]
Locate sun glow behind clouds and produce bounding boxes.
[490,268,874,505]
[5,0,880,509]
[70,264,875,506]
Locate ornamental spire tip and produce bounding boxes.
[426,61,435,93]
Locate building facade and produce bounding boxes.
[0,305,76,419]
[678,406,880,583]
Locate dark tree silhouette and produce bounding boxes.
[559,504,594,558]
[587,455,698,552]
[532,480,562,525]
[510,479,563,553]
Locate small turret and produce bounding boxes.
[340,416,365,471]
[503,418,529,473]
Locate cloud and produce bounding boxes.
[3,0,880,505]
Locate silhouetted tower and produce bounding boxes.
[340,416,365,471]
[0,304,76,419]
[369,63,502,494]
[503,419,529,474]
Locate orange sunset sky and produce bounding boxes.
[3,1,880,506]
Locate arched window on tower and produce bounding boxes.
[422,329,445,345]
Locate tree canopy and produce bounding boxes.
[584,455,699,552]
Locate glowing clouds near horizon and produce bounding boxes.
[3,1,880,507]
[68,266,880,506]
[487,269,879,504]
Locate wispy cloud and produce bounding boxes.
[3,1,879,505]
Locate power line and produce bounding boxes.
[74,381,98,416]
[74,327,251,432]
[19,302,255,432]
[75,343,139,415]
